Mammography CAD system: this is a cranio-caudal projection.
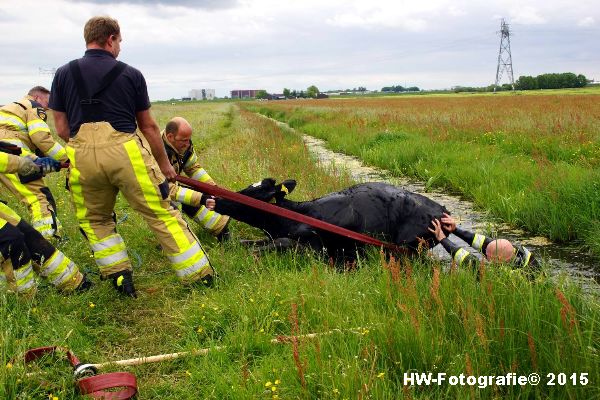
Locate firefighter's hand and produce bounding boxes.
[440,212,456,233]
[17,156,40,178]
[159,162,177,181]
[428,219,447,242]
[205,198,215,210]
[200,193,215,210]
[34,157,61,175]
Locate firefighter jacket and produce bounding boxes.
[162,131,215,184]
[0,152,21,175]
[0,96,67,162]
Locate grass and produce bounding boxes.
[242,93,600,255]
[0,102,598,399]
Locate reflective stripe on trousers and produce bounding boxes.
[14,261,36,293]
[167,241,211,281]
[89,233,130,273]
[40,249,81,289]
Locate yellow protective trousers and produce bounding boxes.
[0,173,60,239]
[66,122,213,283]
[0,202,82,293]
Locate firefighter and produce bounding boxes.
[0,86,68,239]
[429,213,540,271]
[0,152,91,294]
[163,117,230,240]
[49,16,215,298]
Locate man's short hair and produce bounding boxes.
[165,120,180,135]
[28,86,50,96]
[84,16,120,46]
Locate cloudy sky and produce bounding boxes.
[1,0,598,102]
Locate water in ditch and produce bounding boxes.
[269,119,599,289]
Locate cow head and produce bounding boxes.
[214,178,299,236]
[237,178,297,203]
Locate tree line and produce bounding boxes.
[452,72,589,93]
[515,72,588,90]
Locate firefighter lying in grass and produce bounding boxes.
[0,152,92,294]
[429,213,540,273]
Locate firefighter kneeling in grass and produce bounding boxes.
[49,16,215,298]
[0,86,68,239]
[0,152,92,294]
[163,117,230,241]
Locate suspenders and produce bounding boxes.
[68,60,127,123]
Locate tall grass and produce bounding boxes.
[0,102,598,399]
[243,94,600,254]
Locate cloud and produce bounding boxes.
[511,6,546,25]
[63,0,238,10]
[577,17,595,27]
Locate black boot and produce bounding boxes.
[76,273,94,292]
[215,221,231,243]
[108,270,137,298]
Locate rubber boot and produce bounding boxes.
[108,270,137,298]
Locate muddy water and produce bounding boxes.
[267,118,599,285]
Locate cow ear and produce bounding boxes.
[280,179,296,194]
[274,179,296,201]
[262,178,276,188]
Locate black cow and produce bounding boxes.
[214,178,449,262]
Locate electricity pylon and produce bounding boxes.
[494,18,515,92]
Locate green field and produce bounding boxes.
[243,92,600,256]
[1,101,599,399]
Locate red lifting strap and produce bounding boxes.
[77,372,138,400]
[175,176,409,255]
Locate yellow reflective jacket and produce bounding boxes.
[0,96,67,162]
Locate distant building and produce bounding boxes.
[189,89,215,100]
[230,89,264,99]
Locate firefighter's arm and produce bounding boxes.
[52,110,70,143]
[26,108,68,162]
[169,182,215,209]
[430,218,480,268]
[137,110,176,180]
[183,150,215,184]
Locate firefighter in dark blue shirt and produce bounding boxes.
[49,16,215,298]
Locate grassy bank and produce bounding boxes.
[1,103,598,399]
[243,94,600,255]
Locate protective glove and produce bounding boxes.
[34,157,62,175]
[17,156,40,178]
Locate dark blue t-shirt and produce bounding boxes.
[49,49,151,136]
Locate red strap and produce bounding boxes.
[77,372,138,400]
[23,346,61,363]
[175,176,408,254]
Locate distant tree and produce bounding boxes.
[516,75,538,90]
[306,85,320,98]
[291,89,298,98]
[255,90,269,99]
[407,86,420,92]
[283,88,291,98]
[358,86,367,92]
